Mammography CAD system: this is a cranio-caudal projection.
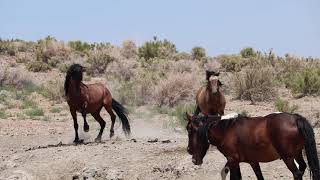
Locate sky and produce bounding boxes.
[1,0,319,57]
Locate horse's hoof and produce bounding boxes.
[84,125,90,132]
[94,138,101,143]
[74,139,84,144]
[109,132,114,139]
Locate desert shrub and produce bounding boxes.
[173,52,192,61]
[0,40,16,56]
[50,107,61,113]
[0,109,6,119]
[239,110,249,117]
[68,40,92,52]
[41,77,65,102]
[21,98,37,109]
[121,40,137,59]
[283,67,320,96]
[169,103,195,127]
[116,81,136,105]
[87,51,115,75]
[58,63,69,73]
[106,59,139,81]
[240,47,256,58]
[232,62,276,103]
[25,107,44,117]
[138,37,176,60]
[217,55,248,72]
[191,46,206,60]
[153,73,197,107]
[27,61,51,72]
[0,67,32,89]
[274,99,299,113]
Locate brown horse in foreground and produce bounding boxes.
[185,112,320,180]
[194,70,225,116]
[64,64,131,143]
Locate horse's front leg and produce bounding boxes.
[220,162,230,180]
[250,162,264,180]
[228,161,242,180]
[71,109,82,144]
[82,102,89,132]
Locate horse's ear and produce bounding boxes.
[218,80,223,86]
[185,112,192,122]
[206,70,211,81]
[215,72,220,76]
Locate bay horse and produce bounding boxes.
[194,70,226,116]
[64,64,131,143]
[185,112,320,180]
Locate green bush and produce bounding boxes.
[50,107,61,113]
[274,99,299,113]
[157,103,195,128]
[68,40,92,52]
[283,67,320,96]
[87,51,115,75]
[0,109,6,119]
[138,37,176,60]
[217,55,247,72]
[21,98,37,109]
[232,63,276,103]
[240,47,256,58]
[27,61,51,72]
[25,108,44,117]
[191,46,206,60]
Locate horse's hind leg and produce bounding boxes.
[283,157,303,180]
[91,112,106,142]
[295,151,307,176]
[250,162,264,180]
[105,107,116,138]
[82,112,89,132]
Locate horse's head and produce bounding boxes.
[68,64,86,81]
[206,70,222,94]
[185,112,213,165]
[64,64,86,96]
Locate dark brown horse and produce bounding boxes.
[64,64,131,143]
[194,70,226,116]
[185,112,320,180]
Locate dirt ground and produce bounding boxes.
[1,96,320,180]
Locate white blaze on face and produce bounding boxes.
[209,76,219,93]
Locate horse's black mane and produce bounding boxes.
[64,64,84,96]
[193,114,239,143]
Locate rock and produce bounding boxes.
[161,140,171,143]
[82,167,99,179]
[105,168,124,180]
[147,138,158,143]
[130,138,137,143]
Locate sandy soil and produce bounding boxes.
[0,101,320,180]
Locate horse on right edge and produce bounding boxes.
[185,112,320,180]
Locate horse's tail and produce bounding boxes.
[296,114,320,180]
[112,98,131,137]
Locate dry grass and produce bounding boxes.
[0,67,32,89]
[153,72,199,107]
[232,61,277,103]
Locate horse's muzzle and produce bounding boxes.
[192,158,203,165]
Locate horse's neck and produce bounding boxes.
[68,81,87,97]
[207,125,224,146]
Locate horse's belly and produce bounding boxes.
[242,144,280,162]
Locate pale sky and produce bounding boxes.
[1,0,319,57]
